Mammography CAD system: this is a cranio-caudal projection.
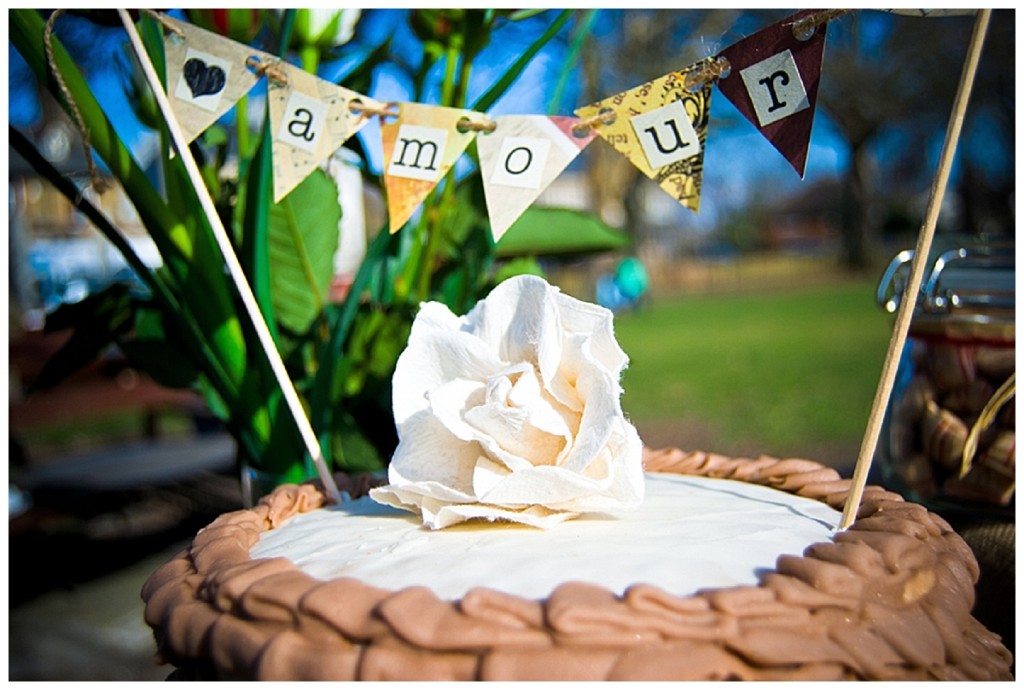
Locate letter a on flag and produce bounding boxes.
[268,64,384,201]
[715,9,827,177]
[477,116,596,241]
[382,103,484,233]
[163,15,264,146]
[575,60,713,215]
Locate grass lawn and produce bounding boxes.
[614,279,893,468]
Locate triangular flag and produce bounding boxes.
[267,64,383,202]
[477,115,596,241]
[381,102,485,233]
[575,60,714,215]
[163,15,264,146]
[715,9,827,177]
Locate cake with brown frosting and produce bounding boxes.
[140,276,1012,679]
[141,447,1013,681]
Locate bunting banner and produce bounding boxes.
[143,9,893,232]
[575,59,714,215]
[268,64,384,202]
[381,102,488,233]
[715,9,827,178]
[477,115,596,241]
[162,15,265,146]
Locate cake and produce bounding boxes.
[140,276,1013,679]
[142,449,1013,680]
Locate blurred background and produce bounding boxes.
[7,8,1015,680]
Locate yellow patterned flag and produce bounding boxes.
[268,64,384,201]
[476,115,596,241]
[575,59,714,214]
[163,16,264,146]
[381,103,486,233]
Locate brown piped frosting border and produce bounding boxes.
[141,449,1013,680]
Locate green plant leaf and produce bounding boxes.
[267,169,342,335]
[471,9,573,113]
[331,408,388,473]
[495,207,631,257]
[30,284,133,393]
[119,307,200,389]
[9,126,243,421]
[548,9,599,114]
[309,227,398,448]
[494,256,546,284]
[240,119,278,342]
[508,9,550,22]
[12,10,250,392]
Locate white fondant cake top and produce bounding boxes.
[250,472,841,600]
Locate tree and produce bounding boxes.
[818,10,1014,268]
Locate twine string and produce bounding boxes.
[683,56,731,89]
[792,9,853,39]
[572,107,617,137]
[348,99,400,120]
[457,116,497,133]
[43,9,107,195]
[245,56,288,85]
[140,8,184,38]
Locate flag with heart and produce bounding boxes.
[381,102,486,233]
[267,64,385,201]
[476,115,596,241]
[162,15,265,146]
[715,9,827,177]
[575,59,714,215]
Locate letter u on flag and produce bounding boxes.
[715,9,827,178]
[162,15,264,146]
[477,116,596,241]
[267,64,384,201]
[575,60,714,215]
[382,102,485,233]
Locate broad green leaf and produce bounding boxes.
[495,207,631,257]
[267,169,342,334]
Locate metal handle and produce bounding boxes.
[923,247,1014,313]
[876,249,915,313]
[878,246,1014,315]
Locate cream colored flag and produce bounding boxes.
[268,64,384,201]
[477,116,596,241]
[381,102,486,233]
[575,59,714,215]
[163,15,264,146]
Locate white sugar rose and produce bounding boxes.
[369,274,644,529]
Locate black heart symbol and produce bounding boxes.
[183,58,226,99]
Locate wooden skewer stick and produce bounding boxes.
[840,9,991,529]
[117,9,342,504]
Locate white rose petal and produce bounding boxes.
[370,274,644,529]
